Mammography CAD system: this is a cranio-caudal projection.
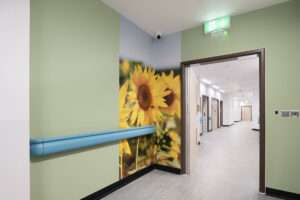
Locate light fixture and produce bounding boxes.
[219,89,225,93]
[212,85,220,90]
[201,79,212,85]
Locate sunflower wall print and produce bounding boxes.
[155,69,181,169]
[119,58,182,179]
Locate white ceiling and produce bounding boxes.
[102,0,288,36]
[191,55,259,95]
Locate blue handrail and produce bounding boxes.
[30,125,156,156]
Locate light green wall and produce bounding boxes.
[182,0,300,193]
[30,0,120,199]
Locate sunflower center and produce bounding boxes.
[164,89,175,106]
[137,84,152,110]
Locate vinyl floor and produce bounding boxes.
[104,122,280,200]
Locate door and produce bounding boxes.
[202,95,209,133]
[186,68,200,174]
[241,105,252,121]
[220,100,223,127]
[212,98,219,130]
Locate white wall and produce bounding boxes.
[223,94,234,125]
[0,0,30,199]
[232,97,242,122]
[187,68,201,174]
[120,16,154,65]
[151,32,181,69]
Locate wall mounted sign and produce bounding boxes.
[274,110,300,118]
[204,16,231,34]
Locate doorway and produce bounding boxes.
[241,105,252,121]
[211,98,219,131]
[201,95,209,135]
[181,49,265,193]
[220,100,223,127]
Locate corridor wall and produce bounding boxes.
[151,32,182,69]
[120,17,154,66]
[30,0,120,199]
[31,9,183,199]
[222,94,234,126]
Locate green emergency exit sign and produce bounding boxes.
[204,16,231,34]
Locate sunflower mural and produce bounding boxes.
[119,58,181,179]
[156,69,181,168]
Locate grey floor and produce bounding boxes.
[104,122,280,200]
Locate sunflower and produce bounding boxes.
[119,139,132,178]
[159,71,181,118]
[120,59,130,76]
[119,140,132,155]
[119,80,130,128]
[168,130,181,146]
[128,65,169,126]
[156,130,181,167]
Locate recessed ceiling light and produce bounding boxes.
[201,79,211,85]
[212,85,220,90]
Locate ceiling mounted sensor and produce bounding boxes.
[204,16,231,35]
[154,32,162,40]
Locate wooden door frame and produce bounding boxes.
[180,49,265,193]
[211,97,220,130]
[220,100,223,127]
[241,105,253,121]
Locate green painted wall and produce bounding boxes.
[182,0,300,193]
[30,0,120,199]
